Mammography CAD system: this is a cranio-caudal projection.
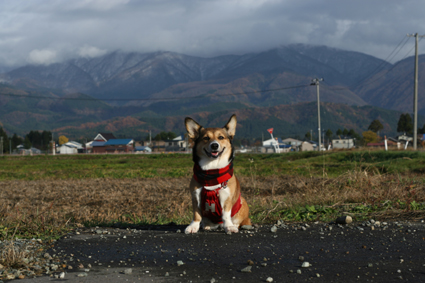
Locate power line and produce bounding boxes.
[0,84,311,102]
[354,37,422,88]
[352,36,409,87]
[324,36,422,93]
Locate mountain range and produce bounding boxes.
[0,44,424,140]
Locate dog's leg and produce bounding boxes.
[219,187,238,234]
[185,188,202,234]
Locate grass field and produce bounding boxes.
[0,150,425,242]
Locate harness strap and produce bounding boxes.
[201,185,242,224]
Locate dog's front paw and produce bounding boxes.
[185,221,200,234]
[224,225,239,234]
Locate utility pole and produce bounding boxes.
[407,33,425,150]
[0,137,3,156]
[310,129,312,141]
[311,78,324,151]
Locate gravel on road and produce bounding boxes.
[4,219,425,283]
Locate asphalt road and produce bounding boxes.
[23,220,425,283]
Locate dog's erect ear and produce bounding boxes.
[185,117,202,140]
[223,114,237,139]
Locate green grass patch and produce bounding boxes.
[1,150,425,180]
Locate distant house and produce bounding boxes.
[332,138,354,149]
[94,133,116,142]
[171,135,187,149]
[86,133,117,153]
[263,138,282,147]
[141,139,185,152]
[397,134,413,142]
[18,147,42,155]
[135,146,152,153]
[261,137,291,153]
[281,138,303,147]
[305,140,318,150]
[58,141,84,154]
[140,140,166,152]
[300,141,314,152]
[92,139,134,154]
[261,137,290,153]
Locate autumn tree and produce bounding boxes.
[397,113,413,134]
[58,135,69,145]
[368,119,383,133]
[362,130,379,144]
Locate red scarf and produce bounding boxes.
[193,162,241,224]
[193,162,233,186]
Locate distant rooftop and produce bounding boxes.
[104,139,133,146]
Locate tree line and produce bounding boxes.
[0,128,53,153]
[302,113,425,146]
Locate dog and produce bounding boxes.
[184,114,251,234]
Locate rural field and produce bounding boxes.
[1,150,424,242]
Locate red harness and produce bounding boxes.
[193,162,242,224]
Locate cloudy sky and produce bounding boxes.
[0,0,424,68]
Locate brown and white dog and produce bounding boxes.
[184,114,251,234]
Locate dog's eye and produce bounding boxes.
[218,136,225,140]
[203,136,210,141]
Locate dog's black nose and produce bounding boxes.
[211,143,219,150]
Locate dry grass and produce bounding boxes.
[0,240,29,269]
[0,169,424,240]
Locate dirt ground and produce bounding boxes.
[1,172,423,229]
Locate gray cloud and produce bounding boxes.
[0,0,424,67]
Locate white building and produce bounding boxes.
[332,138,354,149]
[281,138,303,147]
[172,135,188,148]
[262,138,281,147]
[58,141,84,154]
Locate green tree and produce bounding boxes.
[305,132,312,140]
[336,129,342,136]
[347,129,361,140]
[342,128,348,136]
[397,113,413,134]
[11,133,23,151]
[0,127,9,154]
[41,131,52,150]
[368,119,384,133]
[26,130,52,149]
[154,131,177,141]
[23,136,32,149]
[325,129,333,140]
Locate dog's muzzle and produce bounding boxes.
[205,142,224,158]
